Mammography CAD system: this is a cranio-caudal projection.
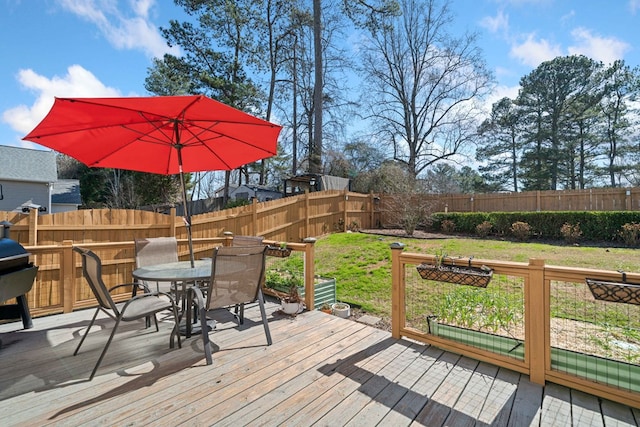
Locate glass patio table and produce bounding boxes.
[132,260,213,337]
[132,259,211,284]
[132,258,247,337]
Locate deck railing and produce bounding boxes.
[18,236,317,317]
[390,243,640,409]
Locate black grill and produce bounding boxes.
[0,221,38,330]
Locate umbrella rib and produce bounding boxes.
[183,120,278,154]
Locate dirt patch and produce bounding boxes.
[360,228,449,240]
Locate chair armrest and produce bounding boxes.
[120,290,179,312]
[108,282,148,294]
[189,285,206,308]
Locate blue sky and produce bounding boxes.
[1,0,639,151]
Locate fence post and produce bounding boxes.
[169,207,177,237]
[304,190,310,238]
[252,198,258,235]
[625,188,632,211]
[390,242,405,339]
[62,240,75,313]
[303,237,316,310]
[343,189,349,231]
[28,208,38,245]
[370,192,375,229]
[527,258,546,384]
[223,231,233,246]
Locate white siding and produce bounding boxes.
[0,181,51,212]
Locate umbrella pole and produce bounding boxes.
[175,130,195,268]
[180,170,195,268]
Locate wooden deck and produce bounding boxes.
[1,301,639,426]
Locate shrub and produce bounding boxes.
[620,222,640,246]
[475,221,492,238]
[510,221,531,241]
[560,222,582,244]
[441,219,456,233]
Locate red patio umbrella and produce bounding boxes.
[23,95,282,266]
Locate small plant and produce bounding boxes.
[348,220,360,232]
[560,222,582,244]
[619,222,640,247]
[475,221,492,238]
[441,219,456,234]
[284,283,302,304]
[319,302,332,313]
[434,250,448,267]
[265,270,302,293]
[510,221,531,241]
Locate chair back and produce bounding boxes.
[232,235,264,247]
[74,247,119,313]
[135,237,179,292]
[135,237,179,266]
[206,245,267,310]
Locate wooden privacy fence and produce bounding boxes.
[0,190,376,317]
[425,187,640,213]
[390,245,640,409]
[5,186,640,319]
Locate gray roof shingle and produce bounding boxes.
[0,145,57,183]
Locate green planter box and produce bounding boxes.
[300,277,336,309]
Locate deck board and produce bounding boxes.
[1,303,638,427]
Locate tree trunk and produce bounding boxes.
[310,0,323,174]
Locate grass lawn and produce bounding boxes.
[313,231,640,320]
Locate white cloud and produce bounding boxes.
[560,10,575,25]
[510,33,562,67]
[568,27,630,65]
[630,0,640,14]
[2,65,122,136]
[56,0,179,58]
[480,10,509,34]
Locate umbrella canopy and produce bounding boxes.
[23,95,282,265]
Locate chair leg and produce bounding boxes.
[257,290,272,346]
[170,305,182,349]
[200,304,213,365]
[74,307,100,356]
[89,317,122,380]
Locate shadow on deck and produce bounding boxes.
[0,301,638,426]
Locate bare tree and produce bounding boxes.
[359,0,493,177]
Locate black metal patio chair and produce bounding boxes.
[73,247,181,380]
[188,245,272,365]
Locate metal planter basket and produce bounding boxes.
[417,261,493,288]
[266,246,292,258]
[586,277,640,305]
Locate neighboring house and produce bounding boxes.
[0,145,81,214]
[51,179,82,213]
[283,174,350,196]
[0,145,57,213]
[215,184,283,202]
[230,184,282,202]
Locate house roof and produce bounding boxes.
[51,179,82,205]
[0,145,57,183]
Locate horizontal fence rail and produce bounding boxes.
[5,186,640,319]
[390,245,640,409]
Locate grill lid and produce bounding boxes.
[0,238,30,274]
[0,237,28,260]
